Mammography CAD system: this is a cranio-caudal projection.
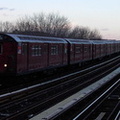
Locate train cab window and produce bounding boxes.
[0,44,3,54]
[0,36,3,40]
[32,45,42,56]
[51,46,58,55]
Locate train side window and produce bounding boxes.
[84,46,88,53]
[22,43,27,55]
[0,44,3,54]
[32,45,42,56]
[75,46,81,53]
[37,45,42,56]
[51,46,58,55]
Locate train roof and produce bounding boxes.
[66,38,120,45]
[0,33,67,44]
[89,39,119,44]
[65,38,92,44]
[91,40,107,44]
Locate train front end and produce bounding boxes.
[0,34,17,76]
[0,42,8,73]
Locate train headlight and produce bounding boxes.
[4,64,7,67]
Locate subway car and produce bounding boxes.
[0,33,68,75]
[0,33,120,76]
[66,39,92,64]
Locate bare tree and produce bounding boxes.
[69,26,102,40]
[69,26,90,39]
[0,21,14,32]
[31,13,46,32]
[15,16,33,32]
[45,13,71,37]
[0,12,102,39]
[88,29,102,40]
[0,22,4,32]
[14,13,71,37]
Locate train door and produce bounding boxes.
[70,43,75,64]
[17,42,28,73]
[75,44,83,62]
[22,42,28,71]
[43,44,49,67]
[62,44,68,65]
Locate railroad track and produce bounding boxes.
[69,79,120,120]
[81,80,120,120]
[0,56,120,120]
[34,68,120,120]
[51,79,120,120]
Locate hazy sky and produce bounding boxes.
[0,0,120,39]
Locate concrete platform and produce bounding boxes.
[29,67,120,120]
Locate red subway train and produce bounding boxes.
[0,33,120,76]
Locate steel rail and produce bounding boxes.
[73,79,120,120]
[115,111,120,120]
